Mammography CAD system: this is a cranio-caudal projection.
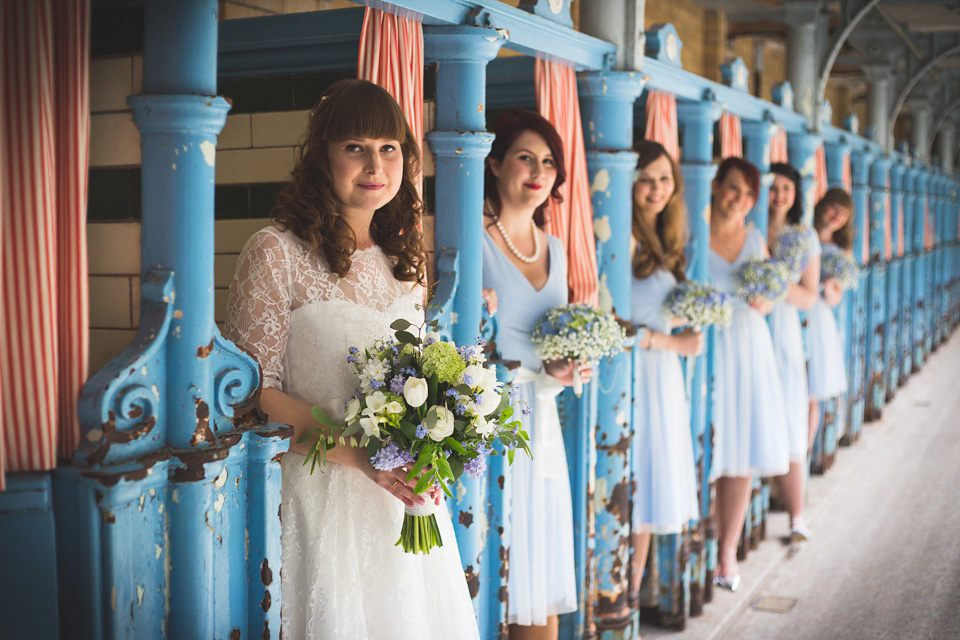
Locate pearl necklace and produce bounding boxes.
[485,200,541,264]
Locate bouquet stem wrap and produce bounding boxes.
[398,501,442,554]
[513,367,566,479]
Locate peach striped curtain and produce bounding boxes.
[924,200,933,249]
[535,58,599,307]
[357,8,424,188]
[644,90,680,162]
[770,128,788,164]
[814,144,828,203]
[719,113,742,159]
[1,0,90,489]
[842,155,852,193]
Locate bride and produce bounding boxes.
[225,79,480,639]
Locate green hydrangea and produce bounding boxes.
[421,341,465,386]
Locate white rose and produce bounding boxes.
[359,415,381,438]
[426,405,455,442]
[365,391,388,414]
[345,397,360,423]
[402,377,428,408]
[459,364,487,389]
[385,401,405,415]
[476,388,502,416]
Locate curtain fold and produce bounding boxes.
[814,144,828,203]
[719,113,742,159]
[643,90,680,162]
[1,0,90,489]
[535,58,599,307]
[357,8,424,189]
[770,128,788,164]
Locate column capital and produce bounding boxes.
[741,118,778,142]
[781,0,822,24]
[861,63,894,84]
[577,70,646,103]
[129,95,230,135]
[870,154,893,187]
[676,95,722,123]
[850,145,877,185]
[424,130,495,158]
[578,71,645,151]
[424,25,506,63]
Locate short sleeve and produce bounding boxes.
[804,226,822,267]
[224,228,292,390]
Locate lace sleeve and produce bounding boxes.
[225,228,292,390]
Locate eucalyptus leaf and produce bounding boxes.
[396,330,418,345]
[390,318,413,331]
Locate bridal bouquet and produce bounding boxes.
[662,280,733,330]
[771,224,811,276]
[820,251,860,291]
[300,318,529,555]
[735,258,791,305]
[531,303,626,396]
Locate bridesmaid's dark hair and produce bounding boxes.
[770,163,804,225]
[484,108,566,228]
[814,188,855,251]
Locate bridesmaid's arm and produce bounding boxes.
[261,388,432,508]
[639,326,704,357]
[822,279,844,307]
[785,254,821,310]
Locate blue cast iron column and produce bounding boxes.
[927,173,939,350]
[424,25,505,637]
[933,174,947,346]
[578,70,645,639]
[865,153,890,420]
[823,139,852,437]
[676,95,722,610]
[742,118,777,235]
[886,157,905,396]
[900,165,918,380]
[845,144,874,442]
[55,1,289,638]
[913,168,931,368]
[787,130,821,227]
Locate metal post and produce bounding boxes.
[901,165,918,379]
[677,95,721,613]
[909,100,932,163]
[579,70,645,639]
[914,169,931,368]
[887,158,907,396]
[865,153,891,420]
[424,25,505,637]
[56,1,289,638]
[782,0,822,125]
[863,65,893,152]
[787,131,821,227]
[742,118,777,235]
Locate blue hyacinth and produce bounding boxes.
[370,442,416,471]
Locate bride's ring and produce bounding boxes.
[390,480,400,490]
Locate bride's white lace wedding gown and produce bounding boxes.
[226,226,480,639]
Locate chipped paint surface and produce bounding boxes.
[214,468,228,489]
[598,274,613,313]
[214,493,225,512]
[155,544,163,559]
[199,140,216,166]
[137,585,144,607]
[590,168,611,195]
[594,216,612,243]
[702,202,710,225]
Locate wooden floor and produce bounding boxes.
[644,329,960,640]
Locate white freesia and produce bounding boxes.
[344,397,360,423]
[473,415,496,437]
[359,358,389,389]
[365,391,388,414]
[426,405,455,442]
[402,377,428,408]
[385,401,405,415]
[480,366,499,393]
[359,415,381,438]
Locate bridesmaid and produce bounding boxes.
[628,141,702,596]
[482,108,590,640]
[808,189,853,426]
[767,163,821,542]
[708,157,790,590]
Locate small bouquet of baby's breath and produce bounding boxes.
[771,224,811,277]
[820,250,860,291]
[735,258,791,305]
[663,280,733,330]
[300,319,529,555]
[531,304,626,396]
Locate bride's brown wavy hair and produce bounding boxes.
[274,79,426,285]
[631,140,688,282]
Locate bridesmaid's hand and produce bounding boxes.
[544,359,595,386]
[822,279,843,307]
[482,288,498,315]
[671,329,704,356]
[748,296,774,315]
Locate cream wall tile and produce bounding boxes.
[131,277,141,327]
[89,276,133,329]
[132,55,143,94]
[251,110,309,148]
[423,99,435,132]
[220,114,252,150]
[214,289,229,325]
[283,0,318,12]
[90,57,133,112]
[89,329,137,373]
[215,254,240,289]
[421,215,435,252]
[216,147,294,184]
[88,222,141,275]
[215,218,273,253]
[90,113,141,167]
[422,147,434,177]
[222,3,271,19]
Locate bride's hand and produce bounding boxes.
[366,465,425,508]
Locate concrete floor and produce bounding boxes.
[642,330,960,640]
